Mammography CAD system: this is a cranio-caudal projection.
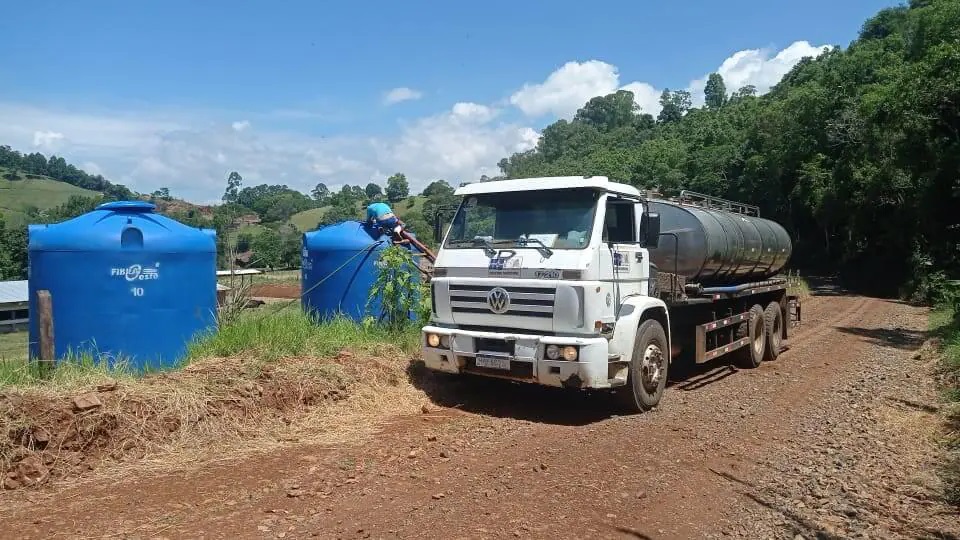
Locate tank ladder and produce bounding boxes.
[678,190,760,217]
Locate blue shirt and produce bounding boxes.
[366,202,394,222]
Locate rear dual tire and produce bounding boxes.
[735,301,784,368]
[734,304,766,368]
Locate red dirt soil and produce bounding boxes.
[1,284,956,539]
[249,283,301,299]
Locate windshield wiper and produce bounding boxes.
[448,237,496,257]
[500,237,554,258]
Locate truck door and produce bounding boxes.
[601,196,648,302]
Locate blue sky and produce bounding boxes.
[0,0,900,202]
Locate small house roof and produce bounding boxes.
[0,280,28,305]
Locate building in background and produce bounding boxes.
[0,280,28,333]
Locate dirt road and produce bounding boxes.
[2,285,957,539]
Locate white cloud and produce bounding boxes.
[619,82,661,116]
[687,40,832,106]
[231,120,251,132]
[511,40,831,119]
[32,130,64,149]
[383,87,423,105]
[378,102,536,183]
[509,60,620,118]
[0,101,536,203]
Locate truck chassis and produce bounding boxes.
[663,277,801,367]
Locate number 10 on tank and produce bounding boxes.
[131,287,145,297]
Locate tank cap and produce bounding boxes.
[96,200,156,212]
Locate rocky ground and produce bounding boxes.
[0,284,957,539]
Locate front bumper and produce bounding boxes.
[421,325,619,389]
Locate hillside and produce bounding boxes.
[0,167,101,225]
[288,196,427,232]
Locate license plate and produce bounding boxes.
[475,353,511,370]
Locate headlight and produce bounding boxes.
[439,335,450,348]
[545,344,560,360]
[562,346,578,361]
[427,333,441,347]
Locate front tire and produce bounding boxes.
[616,319,669,413]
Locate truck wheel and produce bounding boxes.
[763,301,783,361]
[615,319,669,413]
[734,304,766,369]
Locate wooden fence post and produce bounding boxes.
[37,290,54,370]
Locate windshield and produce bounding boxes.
[445,188,598,250]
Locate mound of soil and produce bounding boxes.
[0,350,407,490]
[249,283,300,299]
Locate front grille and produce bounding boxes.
[449,284,555,319]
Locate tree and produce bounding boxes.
[573,90,638,131]
[421,180,455,199]
[251,228,283,268]
[730,85,757,101]
[704,73,727,109]
[311,182,330,204]
[222,171,243,203]
[365,182,383,200]
[657,90,692,123]
[151,187,171,201]
[386,173,409,202]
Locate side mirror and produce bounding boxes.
[644,212,661,248]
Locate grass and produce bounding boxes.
[187,308,422,363]
[288,207,330,232]
[786,271,812,299]
[0,168,100,225]
[930,301,960,504]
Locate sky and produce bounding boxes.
[0,0,900,204]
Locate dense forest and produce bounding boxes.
[498,0,959,299]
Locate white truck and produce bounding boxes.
[421,176,801,412]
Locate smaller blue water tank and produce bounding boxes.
[301,221,420,321]
[28,201,218,371]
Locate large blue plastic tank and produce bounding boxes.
[301,221,419,321]
[27,201,218,371]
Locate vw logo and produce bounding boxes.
[486,287,510,314]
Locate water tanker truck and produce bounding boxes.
[421,176,801,412]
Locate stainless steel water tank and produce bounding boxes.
[647,198,792,285]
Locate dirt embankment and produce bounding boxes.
[1,349,427,492]
[1,285,957,539]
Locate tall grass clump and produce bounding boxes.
[0,349,137,391]
[931,280,960,504]
[188,309,420,363]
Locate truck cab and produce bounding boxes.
[421,176,672,412]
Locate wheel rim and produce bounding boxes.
[640,344,664,390]
[752,317,764,354]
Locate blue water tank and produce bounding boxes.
[27,201,218,371]
[301,221,419,321]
